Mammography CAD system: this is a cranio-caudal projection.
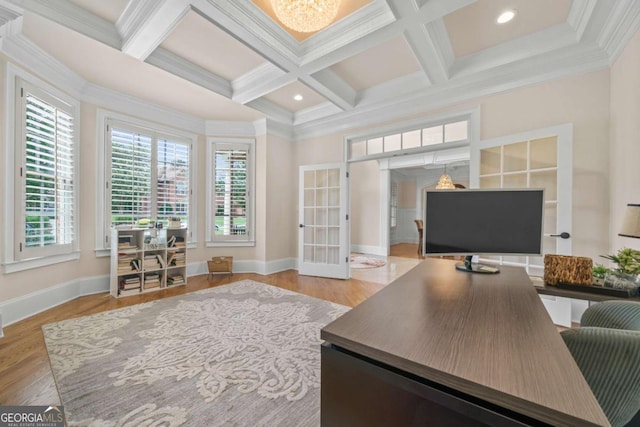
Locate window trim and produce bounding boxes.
[206,137,256,247]
[3,63,81,273]
[96,109,197,255]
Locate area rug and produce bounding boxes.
[42,280,350,427]
[350,254,386,269]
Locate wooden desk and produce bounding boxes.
[321,258,610,427]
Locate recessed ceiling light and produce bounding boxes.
[293,94,303,101]
[497,10,516,24]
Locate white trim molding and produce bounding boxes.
[351,245,387,257]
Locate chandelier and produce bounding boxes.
[435,166,455,190]
[271,0,341,33]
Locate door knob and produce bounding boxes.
[299,224,305,228]
[550,232,570,239]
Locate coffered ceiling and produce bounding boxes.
[1,0,639,139]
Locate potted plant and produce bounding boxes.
[592,264,609,286]
[601,248,640,292]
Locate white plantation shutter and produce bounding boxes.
[107,121,191,234]
[17,80,77,259]
[109,127,152,225]
[213,144,249,240]
[157,139,190,225]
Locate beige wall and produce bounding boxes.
[610,29,640,254]
[264,134,295,261]
[297,69,611,260]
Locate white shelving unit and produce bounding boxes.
[110,227,187,298]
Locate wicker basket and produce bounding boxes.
[208,256,233,276]
[544,254,593,286]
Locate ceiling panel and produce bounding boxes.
[160,11,267,81]
[330,36,421,92]
[444,0,572,58]
[67,0,128,24]
[262,80,327,112]
[22,12,264,122]
[251,0,372,42]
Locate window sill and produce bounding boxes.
[206,240,255,248]
[3,251,81,274]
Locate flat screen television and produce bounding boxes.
[424,189,544,274]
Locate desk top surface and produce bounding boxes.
[321,258,610,427]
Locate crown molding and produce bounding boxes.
[0,19,85,97]
[83,83,205,134]
[118,0,190,60]
[231,62,291,105]
[425,19,455,73]
[146,47,232,98]
[261,118,295,141]
[19,0,120,48]
[597,0,640,62]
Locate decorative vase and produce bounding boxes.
[603,271,640,295]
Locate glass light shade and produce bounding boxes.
[271,0,340,33]
[619,204,640,238]
[436,173,455,190]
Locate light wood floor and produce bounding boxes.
[0,270,386,406]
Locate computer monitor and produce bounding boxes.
[424,189,544,274]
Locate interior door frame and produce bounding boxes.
[470,123,573,257]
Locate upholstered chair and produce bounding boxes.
[560,301,640,427]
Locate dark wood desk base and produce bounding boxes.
[321,344,546,427]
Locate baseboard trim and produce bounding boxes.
[0,258,298,333]
[351,245,387,256]
[0,274,109,329]
[191,257,297,276]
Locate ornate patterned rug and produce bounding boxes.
[350,254,386,269]
[42,280,350,426]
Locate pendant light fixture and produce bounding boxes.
[271,0,341,33]
[436,165,455,190]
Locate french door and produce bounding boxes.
[470,124,572,276]
[298,163,350,279]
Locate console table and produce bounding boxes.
[321,258,610,426]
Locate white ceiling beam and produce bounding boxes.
[567,0,597,42]
[231,63,292,105]
[18,0,121,48]
[245,98,294,125]
[146,47,232,98]
[304,69,356,110]
[595,0,640,61]
[117,0,191,61]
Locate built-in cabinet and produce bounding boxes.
[110,227,187,298]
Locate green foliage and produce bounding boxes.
[601,248,640,275]
[592,264,610,279]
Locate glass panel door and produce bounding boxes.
[298,163,349,279]
[471,125,572,276]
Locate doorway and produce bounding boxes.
[389,161,470,259]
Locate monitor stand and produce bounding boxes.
[455,255,500,274]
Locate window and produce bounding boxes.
[102,118,194,248]
[11,78,79,265]
[207,139,255,245]
[345,108,479,162]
